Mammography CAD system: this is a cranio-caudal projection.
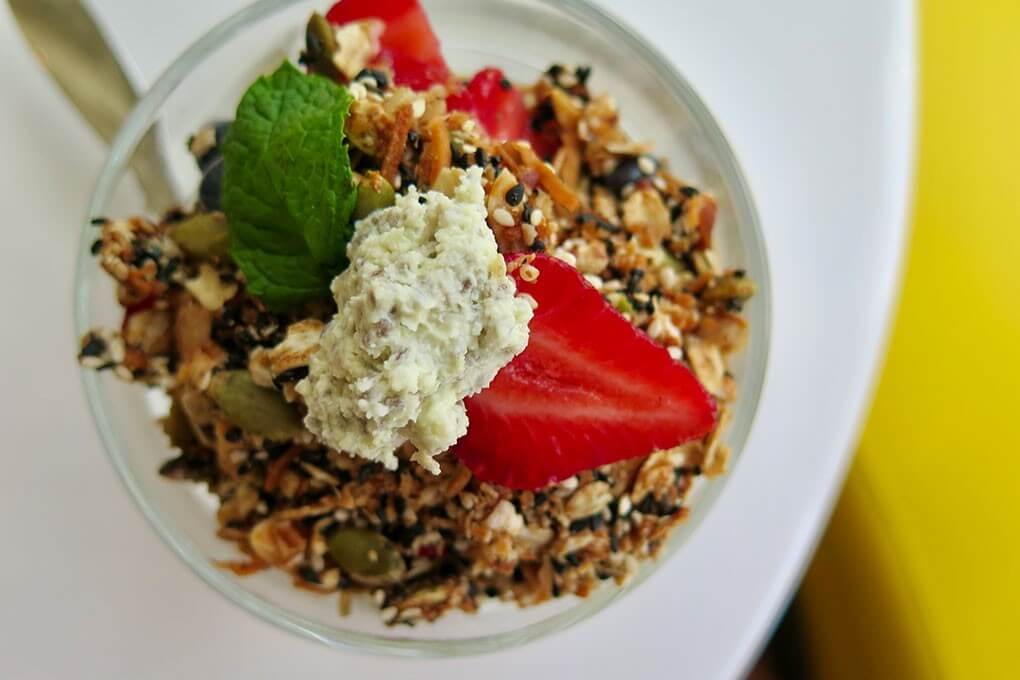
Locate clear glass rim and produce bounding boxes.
[74,0,772,657]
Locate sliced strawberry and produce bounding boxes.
[447,67,528,141]
[326,0,450,89]
[454,255,717,490]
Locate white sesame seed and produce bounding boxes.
[461,143,478,154]
[618,495,632,516]
[523,92,536,109]
[637,156,656,175]
[373,589,386,606]
[461,118,476,132]
[380,606,398,623]
[560,476,579,491]
[583,274,604,289]
[108,338,125,363]
[553,249,577,267]
[361,76,378,89]
[348,81,368,100]
[392,174,402,189]
[667,346,684,361]
[653,176,668,192]
[411,98,426,118]
[577,120,591,140]
[522,222,537,244]
[529,209,544,226]
[492,207,515,227]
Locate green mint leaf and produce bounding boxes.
[222,61,356,308]
[230,236,334,310]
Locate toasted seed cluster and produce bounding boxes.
[79,55,752,624]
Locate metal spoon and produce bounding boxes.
[9,0,175,211]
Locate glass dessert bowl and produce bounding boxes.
[74,0,770,656]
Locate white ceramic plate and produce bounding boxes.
[0,1,913,678]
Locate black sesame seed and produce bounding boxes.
[499,78,512,91]
[551,582,562,597]
[225,427,243,443]
[505,183,525,206]
[357,464,378,482]
[266,442,291,458]
[157,258,180,284]
[512,566,525,582]
[533,491,548,506]
[474,148,487,166]
[297,565,320,583]
[355,67,389,89]
[546,64,564,79]
[597,571,612,581]
[590,514,604,530]
[575,65,592,85]
[529,238,547,253]
[418,195,427,204]
[485,585,501,598]
[609,533,620,553]
[407,130,421,149]
[670,203,685,222]
[733,269,747,278]
[636,495,658,514]
[79,335,107,358]
[681,186,699,198]
[565,553,582,567]
[552,560,566,574]
[626,268,644,295]
[89,239,103,255]
[522,205,533,224]
[89,216,107,226]
[569,518,591,533]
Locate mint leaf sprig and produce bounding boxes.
[222,61,357,309]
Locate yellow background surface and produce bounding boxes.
[799,1,1020,678]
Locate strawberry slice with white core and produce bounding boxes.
[454,254,718,490]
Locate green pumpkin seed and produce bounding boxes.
[353,171,396,221]
[327,528,406,583]
[169,212,230,259]
[209,370,304,440]
[304,12,342,81]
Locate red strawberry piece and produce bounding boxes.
[446,67,529,141]
[326,0,451,88]
[454,254,718,490]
